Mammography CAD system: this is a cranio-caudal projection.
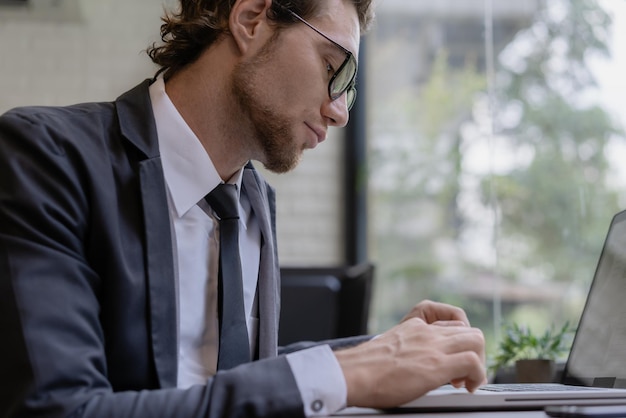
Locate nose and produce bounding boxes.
[322,94,350,128]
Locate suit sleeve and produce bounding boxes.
[0,110,305,418]
[279,335,373,355]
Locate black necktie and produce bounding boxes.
[205,183,250,370]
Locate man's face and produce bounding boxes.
[230,0,360,174]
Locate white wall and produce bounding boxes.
[0,0,345,266]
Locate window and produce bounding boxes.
[365,0,626,359]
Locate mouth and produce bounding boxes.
[305,122,327,147]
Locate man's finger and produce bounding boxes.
[435,326,486,368]
[432,320,468,327]
[445,351,487,393]
[402,300,471,326]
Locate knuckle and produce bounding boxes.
[464,351,485,369]
[405,316,426,327]
[466,350,481,363]
[472,327,485,341]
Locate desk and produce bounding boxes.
[338,407,547,417]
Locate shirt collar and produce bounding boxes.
[149,76,245,219]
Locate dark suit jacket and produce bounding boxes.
[0,80,343,417]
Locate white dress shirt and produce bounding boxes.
[149,76,346,416]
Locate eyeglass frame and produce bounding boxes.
[277,5,358,110]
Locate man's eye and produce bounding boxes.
[326,63,335,74]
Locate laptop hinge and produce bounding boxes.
[593,377,616,388]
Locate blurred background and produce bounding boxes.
[1,0,625,362]
[365,0,626,358]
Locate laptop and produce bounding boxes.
[396,209,626,411]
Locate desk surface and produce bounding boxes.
[339,407,547,417]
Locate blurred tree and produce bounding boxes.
[369,49,485,329]
[367,0,625,337]
[486,0,624,288]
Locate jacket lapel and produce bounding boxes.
[116,81,178,387]
[242,163,279,359]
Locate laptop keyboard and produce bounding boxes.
[480,384,603,392]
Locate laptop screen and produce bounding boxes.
[564,210,626,388]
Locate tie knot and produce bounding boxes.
[205,183,239,220]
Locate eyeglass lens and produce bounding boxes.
[331,55,357,109]
[280,4,358,110]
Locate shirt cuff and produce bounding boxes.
[285,344,347,416]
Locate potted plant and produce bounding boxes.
[491,322,573,383]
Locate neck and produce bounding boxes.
[164,45,256,182]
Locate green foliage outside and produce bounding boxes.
[368,0,626,356]
[490,322,574,373]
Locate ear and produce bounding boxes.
[229,0,274,55]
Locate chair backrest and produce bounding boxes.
[278,263,374,345]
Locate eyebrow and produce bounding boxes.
[318,40,348,60]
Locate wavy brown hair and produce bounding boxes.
[147,0,375,80]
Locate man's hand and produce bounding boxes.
[334,308,486,409]
[401,299,470,327]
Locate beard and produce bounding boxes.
[230,37,304,174]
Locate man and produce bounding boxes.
[0,0,487,416]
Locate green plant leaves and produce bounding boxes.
[491,322,573,373]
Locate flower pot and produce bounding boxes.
[515,359,556,383]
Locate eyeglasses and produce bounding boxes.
[280,7,358,111]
